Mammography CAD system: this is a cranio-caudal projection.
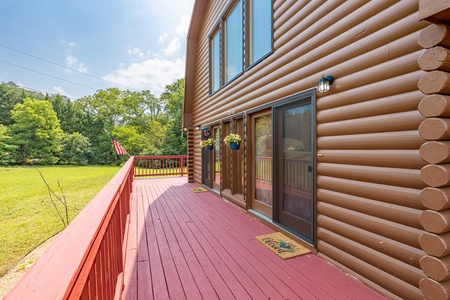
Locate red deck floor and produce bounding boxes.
[121,177,386,300]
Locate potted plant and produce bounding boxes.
[200,138,215,150]
[223,133,242,150]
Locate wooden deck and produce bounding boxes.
[122,177,386,300]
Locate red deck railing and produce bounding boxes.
[4,155,187,300]
[134,155,187,177]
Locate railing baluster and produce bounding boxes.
[132,155,188,178]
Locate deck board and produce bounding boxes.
[122,178,387,300]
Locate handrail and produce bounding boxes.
[134,155,187,177]
[5,157,135,300]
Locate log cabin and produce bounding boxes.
[182,0,450,299]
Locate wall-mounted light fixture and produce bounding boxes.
[317,75,334,92]
[195,124,202,130]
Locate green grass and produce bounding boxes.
[0,165,120,276]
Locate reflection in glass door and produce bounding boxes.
[274,97,314,243]
[251,112,272,218]
[233,118,244,195]
[212,127,221,191]
[201,127,212,187]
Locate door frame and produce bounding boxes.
[272,90,316,245]
[212,125,221,191]
[201,125,221,190]
[248,108,273,218]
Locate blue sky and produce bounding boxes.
[0,0,194,99]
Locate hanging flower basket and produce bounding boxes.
[229,141,240,150]
[200,138,215,150]
[224,133,242,150]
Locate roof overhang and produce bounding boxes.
[183,0,208,129]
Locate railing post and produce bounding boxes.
[181,156,185,177]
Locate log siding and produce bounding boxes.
[182,0,450,299]
[418,20,450,299]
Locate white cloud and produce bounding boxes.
[103,57,185,96]
[59,39,77,50]
[158,32,168,45]
[100,0,193,97]
[163,37,180,57]
[176,15,191,37]
[65,55,88,73]
[127,47,145,59]
[53,86,71,97]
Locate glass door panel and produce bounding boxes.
[252,113,272,217]
[233,118,244,195]
[213,127,221,191]
[202,147,211,187]
[274,98,314,242]
[222,122,231,190]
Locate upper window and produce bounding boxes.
[209,0,273,95]
[224,0,243,83]
[248,0,272,66]
[210,28,221,94]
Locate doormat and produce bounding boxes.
[256,232,311,259]
[190,187,208,193]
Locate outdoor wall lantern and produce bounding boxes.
[195,124,202,130]
[317,75,334,92]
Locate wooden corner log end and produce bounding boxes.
[420,255,450,282]
[419,94,450,117]
[421,164,450,188]
[419,209,450,234]
[419,118,450,141]
[418,47,450,72]
[420,277,450,300]
[419,24,450,49]
[418,71,450,95]
[419,232,450,257]
[420,141,450,164]
[420,187,450,211]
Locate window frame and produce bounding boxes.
[209,25,222,95]
[208,0,273,95]
[245,0,273,69]
[223,0,244,85]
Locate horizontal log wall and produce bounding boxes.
[188,1,428,299]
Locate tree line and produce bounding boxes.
[0,79,187,166]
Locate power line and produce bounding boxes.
[10,83,78,101]
[0,44,138,91]
[0,59,99,91]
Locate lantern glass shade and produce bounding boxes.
[317,76,333,92]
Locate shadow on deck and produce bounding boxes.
[122,177,386,300]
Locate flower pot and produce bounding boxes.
[230,142,240,150]
[206,145,214,150]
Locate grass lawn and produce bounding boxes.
[0,165,120,276]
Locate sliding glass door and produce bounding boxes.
[273,96,315,243]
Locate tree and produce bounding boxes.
[77,88,126,128]
[10,98,63,164]
[60,132,92,165]
[0,82,27,126]
[159,79,187,155]
[51,94,89,134]
[112,125,145,157]
[142,119,167,155]
[142,90,162,121]
[0,124,16,165]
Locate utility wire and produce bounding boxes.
[0,59,98,91]
[0,44,138,91]
[7,83,78,101]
